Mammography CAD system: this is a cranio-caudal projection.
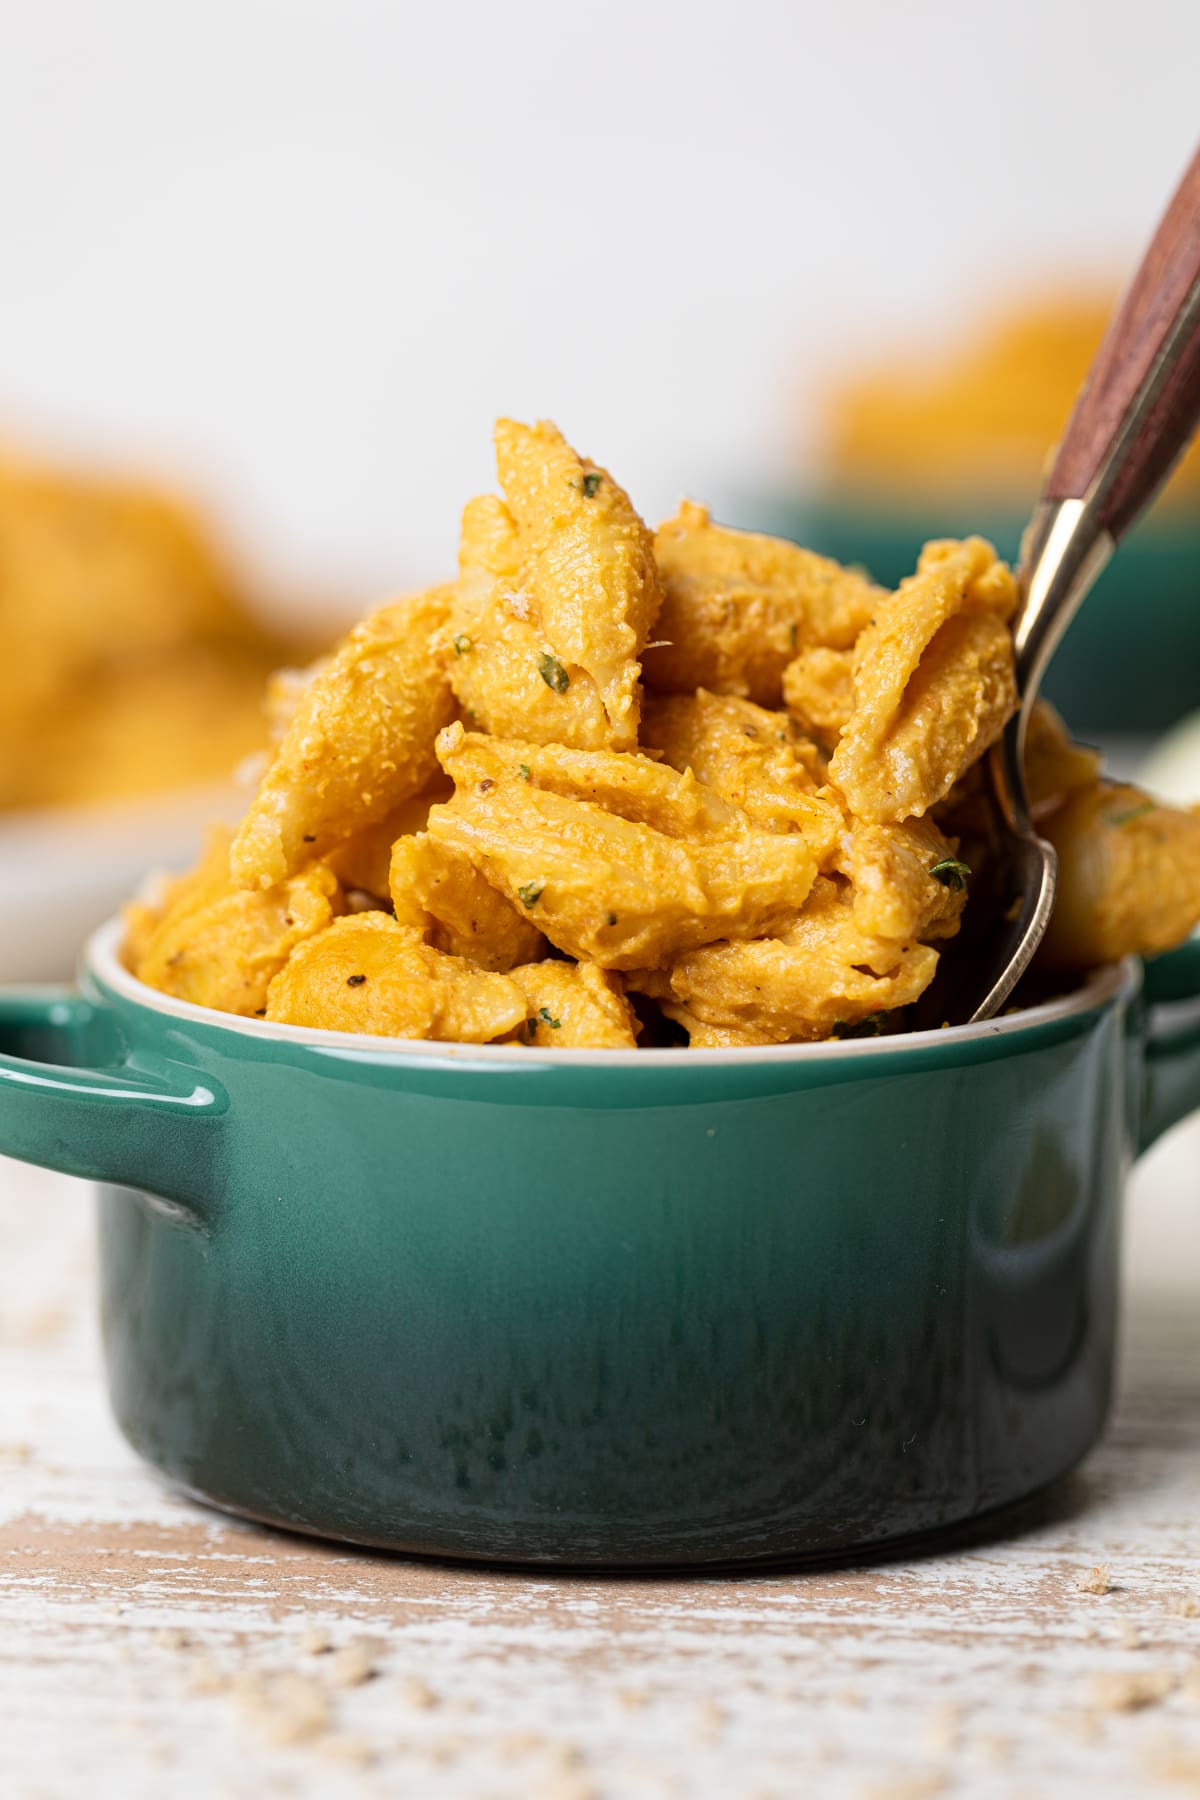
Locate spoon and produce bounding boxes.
[924,141,1200,1028]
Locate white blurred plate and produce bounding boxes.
[1140,709,1200,804]
[0,785,243,984]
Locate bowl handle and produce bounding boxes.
[1139,940,1200,1153]
[0,987,225,1219]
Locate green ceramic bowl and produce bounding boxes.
[2,919,1199,1569]
[739,492,1200,735]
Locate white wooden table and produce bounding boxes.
[3,1127,1200,1800]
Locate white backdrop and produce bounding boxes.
[0,0,1195,618]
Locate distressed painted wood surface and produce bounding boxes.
[3,1125,1200,1800]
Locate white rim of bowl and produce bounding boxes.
[83,916,1138,1069]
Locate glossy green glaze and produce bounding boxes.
[740,493,1200,734]
[1,926,1199,1568]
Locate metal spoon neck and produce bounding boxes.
[1014,495,1114,708]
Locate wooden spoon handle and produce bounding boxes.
[1045,142,1200,540]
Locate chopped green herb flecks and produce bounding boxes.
[1106,800,1155,827]
[929,858,971,891]
[517,880,544,907]
[787,622,798,652]
[538,1007,562,1030]
[538,652,570,693]
[576,471,602,498]
[606,912,618,926]
[453,633,472,655]
[518,763,531,781]
[831,1012,887,1039]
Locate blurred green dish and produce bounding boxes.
[740,492,1200,735]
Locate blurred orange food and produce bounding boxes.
[0,445,298,810]
[823,290,1200,507]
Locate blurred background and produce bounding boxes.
[3,0,1198,593]
[1,0,1199,973]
